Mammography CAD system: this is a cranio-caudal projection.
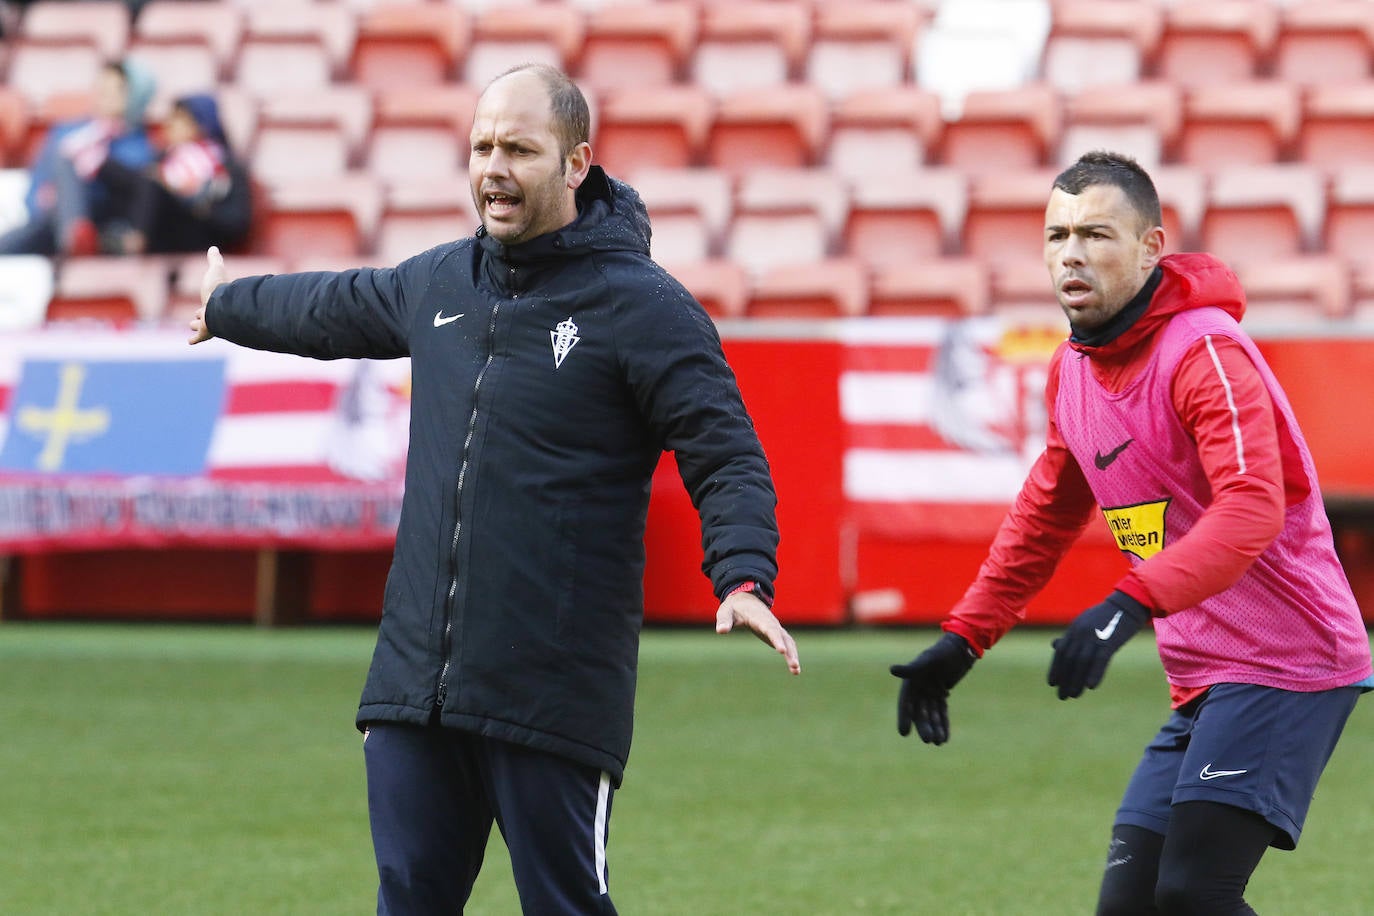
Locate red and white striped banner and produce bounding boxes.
[840,317,1062,539]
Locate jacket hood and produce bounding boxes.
[1069,252,1246,359]
[477,166,651,264]
[119,57,157,130]
[175,93,228,146]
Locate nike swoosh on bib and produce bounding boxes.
[433,311,465,327]
[1094,437,1134,470]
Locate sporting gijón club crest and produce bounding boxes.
[551,317,580,368]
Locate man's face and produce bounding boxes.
[468,72,589,246]
[1043,183,1164,332]
[93,68,127,120]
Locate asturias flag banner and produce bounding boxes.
[0,328,411,551]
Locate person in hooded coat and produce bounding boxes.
[98,92,252,256]
[0,57,156,256]
[186,64,799,915]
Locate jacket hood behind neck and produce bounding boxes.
[477,166,651,263]
[1069,252,1247,359]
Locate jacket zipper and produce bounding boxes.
[435,296,507,713]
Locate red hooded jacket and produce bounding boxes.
[944,253,1298,704]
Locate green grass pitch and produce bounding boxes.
[1,623,1370,914]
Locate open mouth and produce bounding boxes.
[484,191,521,216]
[1060,277,1093,301]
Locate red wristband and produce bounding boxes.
[725,580,773,608]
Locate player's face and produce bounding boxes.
[1043,184,1164,332]
[469,72,590,246]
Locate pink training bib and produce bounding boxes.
[1056,307,1371,692]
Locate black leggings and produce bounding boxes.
[1096,801,1277,915]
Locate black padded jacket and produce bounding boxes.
[206,168,779,783]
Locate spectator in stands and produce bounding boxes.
[890,151,1372,915]
[188,64,799,915]
[98,93,252,256]
[0,57,156,257]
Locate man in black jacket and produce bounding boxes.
[188,64,798,915]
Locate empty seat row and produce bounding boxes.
[1046,0,1374,91]
[635,163,1374,272]
[4,0,930,101]
[13,1,1374,96]
[20,249,1366,332]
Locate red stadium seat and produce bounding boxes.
[0,88,30,168]
[350,4,469,90]
[213,85,258,162]
[1273,0,1374,86]
[593,85,713,177]
[1199,164,1325,263]
[1174,81,1301,167]
[1153,1,1278,89]
[744,259,868,319]
[367,86,477,183]
[690,2,811,97]
[464,6,584,88]
[726,168,847,276]
[989,257,1061,325]
[19,1,130,60]
[962,169,1059,261]
[660,259,749,320]
[1233,255,1351,322]
[1298,83,1374,169]
[868,258,990,318]
[1042,0,1163,93]
[255,173,383,260]
[936,85,1061,175]
[47,256,170,326]
[134,0,245,80]
[375,179,477,268]
[234,4,357,95]
[842,167,967,267]
[1059,81,1181,170]
[250,85,373,184]
[644,205,713,265]
[704,85,829,178]
[1323,165,1374,260]
[825,86,943,180]
[806,2,923,100]
[577,2,697,92]
[1151,165,1208,254]
[5,42,104,108]
[630,167,733,264]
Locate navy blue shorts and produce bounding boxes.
[1114,683,1360,849]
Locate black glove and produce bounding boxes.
[1047,591,1151,700]
[890,632,977,745]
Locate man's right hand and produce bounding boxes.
[890,632,977,745]
[188,246,227,345]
